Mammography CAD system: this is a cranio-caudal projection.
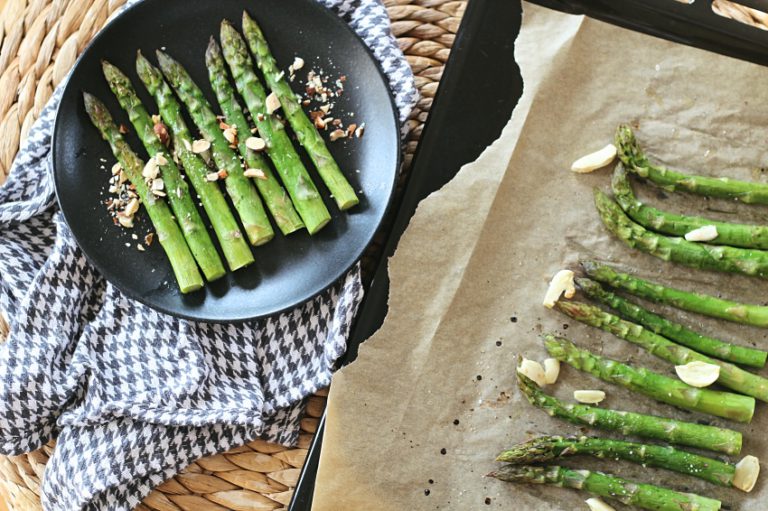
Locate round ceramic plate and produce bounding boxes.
[53,0,399,322]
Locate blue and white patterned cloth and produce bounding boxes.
[0,0,417,509]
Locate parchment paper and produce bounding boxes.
[312,4,768,509]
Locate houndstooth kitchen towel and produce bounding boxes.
[0,0,417,509]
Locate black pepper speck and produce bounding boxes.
[453,419,460,425]
[424,489,430,496]
[440,448,447,455]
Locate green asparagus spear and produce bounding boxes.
[83,92,203,293]
[135,52,254,272]
[101,61,225,282]
[219,21,330,234]
[205,38,304,235]
[156,50,274,246]
[555,301,768,402]
[516,370,742,455]
[612,163,768,250]
[577,276,767,368]
[543,334,755,422]
[489,465,721,511]
[241,12,359,210]
[497,435,736,487]
[617,124,768,204]
[583,260,768,327]
[595,189,768,278]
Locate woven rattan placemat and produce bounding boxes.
[0,0,763,509]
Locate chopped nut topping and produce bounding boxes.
[191,139,211,154]
[355,123,365,138]
[346,123,357,137]
[217,169,228,180]
[245,137,266,151]
[206,172,219,182]
[137,244,145,252]
[151,178,165,192]
[257,113,265,122]
[118,215,134,228]
[244,168,267,179]
[320,104,330,114]
[118,124,129,134]
[329,129,346,142]
[124,198,140,216]
[154,153,168,166]
[151,114,162,124]
[291,56,304,71]
[152,190,166,197]
[111,163,122,175]
[142,159,159,180]
[314,117,326,129]
[219,121,230,130]
[144,233,155,246]
[266,92,281,115]
[223,126,238,145]
[154,122,170,146]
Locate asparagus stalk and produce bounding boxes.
[583,260,768,327]
[156,50,274,246]
[576,276,767,368]
[543,334,755,423]
[516,370,742,455]
[595,189,768,279]
[205,38,304,235]
[83,92,204,293]
[489,465,721,511]
[497,435,736,487]
[555,300,768,402]
[241,12,359,210]
[219,21,330,234]
[612,163,768,250]
[102,61,225,282]
[135,52,254,272]
[617,124,768,204]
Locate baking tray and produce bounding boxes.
[289,0,768,508]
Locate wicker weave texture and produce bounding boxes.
[0,0,465,509]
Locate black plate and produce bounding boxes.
[53,0,400,322]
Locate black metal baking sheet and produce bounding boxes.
[289,0,768,508]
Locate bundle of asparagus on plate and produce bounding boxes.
[84,12,359,293]
[491,126,768,510]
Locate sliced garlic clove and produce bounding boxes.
[543,358,560,385]
[734,455,760,492]
[543,269,576,308]
[684,225,718,242]
[585,498,616,511]
[675,361,720,388]
[517,358,547,387]
[571,144,617,173]
[574,390,605,404]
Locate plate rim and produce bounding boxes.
[51,0,402,323]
